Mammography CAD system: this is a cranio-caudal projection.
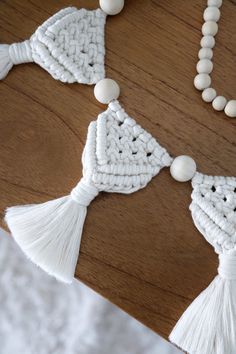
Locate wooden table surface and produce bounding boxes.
[0,0,235,340]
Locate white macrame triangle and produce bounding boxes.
[170,172,236,354]
[0,7,106,84]
[5,100,172,283]
[190,172,236,253]
[90,100,172,193]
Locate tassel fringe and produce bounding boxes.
[169,254,236,354]
[5,180,99,283]
[0,45,13,80]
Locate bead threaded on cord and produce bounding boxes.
[99,0,124,15]
[170,156,197,182]
[94,78,120,104]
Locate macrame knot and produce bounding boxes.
[70,179,99,207]
[9,40,33,65]
[218,253,236,280]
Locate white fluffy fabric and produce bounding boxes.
[0,230,181,354]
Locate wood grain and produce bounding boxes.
[0,0,235,340]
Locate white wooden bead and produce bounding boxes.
[94,78,120,104]
[212,96,227,111]
[194,74,211,91]
[202,21,218,36]
[198,48,213,59]
[170,156,197,182]
[202,88,217,102]
[208,0,222,8]
[224,100,236,118]
[201,35,215,48]
[204,7,221,22]
[99,0,124,15]
[196,59,213,74]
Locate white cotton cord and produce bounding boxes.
[0,40,33,80]
[169,253,236,354]
[5,179,99,284]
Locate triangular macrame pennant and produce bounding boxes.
[190,172,236,253]
[5,101,172,283]
[0,7,106,84]
[91,100,172,193]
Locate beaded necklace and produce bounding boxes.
[194,0,236,117]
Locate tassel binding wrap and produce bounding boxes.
[170,172,236,354]
[0,41,33,80]
[5,100,172,283]
[0,7,106,84]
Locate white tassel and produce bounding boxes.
[0,41,32,79]
[169,254,236,354]
[0,45,13,80]
[5,179,99,283]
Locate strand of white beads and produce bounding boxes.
[194,0,236,118]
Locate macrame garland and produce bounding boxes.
[6,76,236,351]
[0,7,107,84]
[170,173,236,354]
[2,1,236,350]
[5,97,172,283]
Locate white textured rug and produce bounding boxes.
[0,229,181,354]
